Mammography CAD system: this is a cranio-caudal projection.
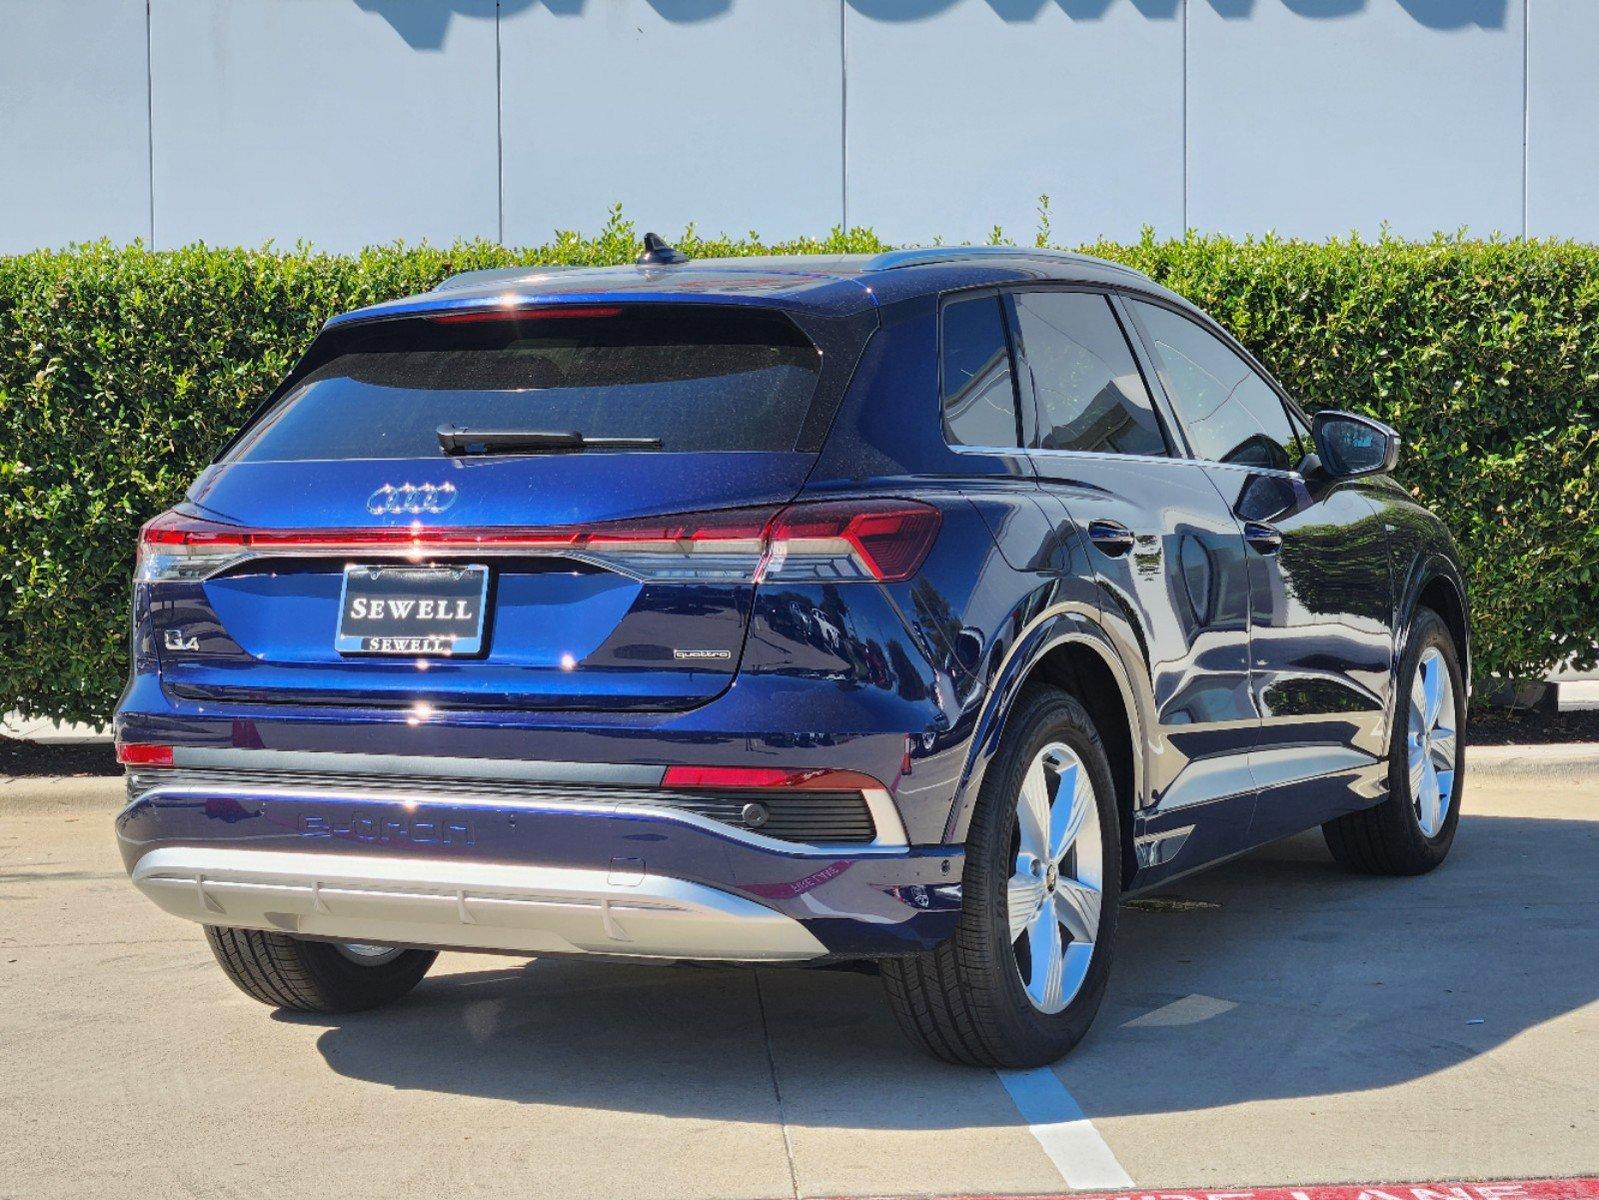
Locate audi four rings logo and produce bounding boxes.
[365,482,458,516]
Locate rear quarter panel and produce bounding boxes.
[801,295,1106,845]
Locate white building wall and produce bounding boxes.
[0,0,151,249]
[1527,0,1599,240]
[148,0,500,248]
[0,0,1583,252]
[843,0,1186,244]
[1187,0,1526,239]
[499,0,844,243]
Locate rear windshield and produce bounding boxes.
[225,306,823,462]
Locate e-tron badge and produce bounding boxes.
[366,482,458,516]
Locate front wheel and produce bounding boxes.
[1323,606,1465,875]
[882,686,1121,1067]
[205,926,437,1013]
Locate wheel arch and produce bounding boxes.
[1404,554,1471,701]
[944,612,1148,889]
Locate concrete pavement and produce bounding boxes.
[1,763,1595,1199]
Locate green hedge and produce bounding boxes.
[2,210,1596,723]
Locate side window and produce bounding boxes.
[1010,291,1167,457]
[1127,299,1304,471]
[941,294,1020,448]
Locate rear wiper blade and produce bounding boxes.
[437,425,663,456]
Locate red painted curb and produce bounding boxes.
[846,1178,1599,1200]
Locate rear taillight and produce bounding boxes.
[135,508,774,583]
[135,499,940,585]
[763,500,941,583]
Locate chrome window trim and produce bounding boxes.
[1024,445,1252,470]
[1192,457,1306,483]
[946,442,1036,457]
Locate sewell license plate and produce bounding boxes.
[335,565,489,656]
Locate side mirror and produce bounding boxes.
[1311,410,1400,478]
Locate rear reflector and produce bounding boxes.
[136,499,940,586]
[116,742,174,767]
[662,765,883,792]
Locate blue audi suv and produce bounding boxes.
[114,240,1468,1066]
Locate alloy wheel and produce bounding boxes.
[1007,742,1103,1015]
[1408,646,1458,838]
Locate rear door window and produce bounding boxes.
[1010,291,1167,457]
[1125,299,1305,471]
[226,305,823,462]
[941,294,1022,448]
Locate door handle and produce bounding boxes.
[1244,521,1283,554]
[1087,519,1137,557]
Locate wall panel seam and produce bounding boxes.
[1522,0,1529,237]
[496,0,505,244]
[145,0,155,245]
[839,0,848,234]
[1181,0,1189,235]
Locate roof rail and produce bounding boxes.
[859,245,1147,278]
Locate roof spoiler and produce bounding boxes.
[434,234,689,292]
[431,265,580,293]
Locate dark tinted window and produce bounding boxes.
[227,306,822,462]
[1128,299,1303,471]
[941,294,1020,448]
[1012,291,1167,456]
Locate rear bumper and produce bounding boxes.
[113,641,972,847]
[115,762,965,960]
[132,846,829,961]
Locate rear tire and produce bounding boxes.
[204,926,436,1013]
[882,686,1121,1067]
[1323,607,1465,875]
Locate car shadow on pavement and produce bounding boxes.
[284,812,1599,1126]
